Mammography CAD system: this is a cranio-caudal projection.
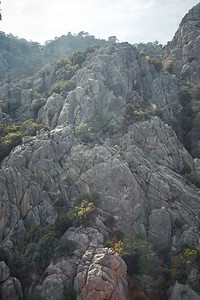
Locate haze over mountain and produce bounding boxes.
[1,0,200,45]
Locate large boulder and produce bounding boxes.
[37,93,64,129]
[0,261,10,282]
[0,276,23,300]
[164,3,200,84]
[74,247,129,300]
[168,281,200,300]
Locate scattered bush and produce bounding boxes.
[20,119,45,136]
[183,170,200,188]
[0,121,48,161]
[9,224,76,288]
[54,210,74,237]
[165,60,173,74]
[0,126,22,161]
[0,247,9,263]
[179,87,192,107]
[64,287,76,300]
[75,123,92,143]
[49,80,76,98]
[31,92,47,117]
[74,199,96,227]
[104,215,115,228]
[147,57,163,72]
[74,193,98,227]
[25,295,42,300]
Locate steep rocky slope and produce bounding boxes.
[1,4,200,300]
[164,2,200,85]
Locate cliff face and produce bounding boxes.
[1,4,200,300]
[164,3,200,85]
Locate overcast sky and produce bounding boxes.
[0,0,199,45]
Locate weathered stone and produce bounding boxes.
[168,281,200,300]
[164,3,200,85]
[61,227,104,258]
[0,261,10,282]
[74,247,129,300]
[0,276,23,300]
[37,93,64,129]
[41,274,65,300]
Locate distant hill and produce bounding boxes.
[0,31,110,84]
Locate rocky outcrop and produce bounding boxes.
[74,247,129,300]
[0,261,23,300]
[0,109,14,125]
[164,3,200,84]
[0,277,23,300]
[168,281,200,300]
[0,62,56,123]
[34,227,116,300]
[58,43,180,127]
[37,93,64,129]
[0,261,10,282]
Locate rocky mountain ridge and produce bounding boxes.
[164,2,200,84]
[1,3,200,300]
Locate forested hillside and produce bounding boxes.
[0,31,110,84]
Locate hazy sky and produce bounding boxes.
[0,0,199,45]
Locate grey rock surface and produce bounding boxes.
[0,276,23,300]
[58,43,180,127]
[37,93,64,129]
[0,261,10,282]
[74,247,129,300]
[168,281,200,300]
[164,3,200,84]
[61,227,104,258]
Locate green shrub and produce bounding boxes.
[179,88,192,107]
[25,294,42,300]
[104,237,113,248]
[113,230,124,242]
[64,287,76,300]
[149,58,163,72]
[68,50,86,66]
[31,93,47,117]
[49,80,76,98]
[165,60,173,74]
[56,239,76,257]
[0,128,22,161]
[54,210,74,237]
[75,123,92,143]
[74,199,96,227]
[9,223,76,288]
[104,215,115,228]
[184,170,200,188]
[20,119,45,136]
[0,247,9,263]
[0,101,11,114]
[171,245,199,286]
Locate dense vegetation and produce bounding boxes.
[109,234,200,299]
[0,120,47,161]
[169,85,200,160]
[49,47,96,98]
[134,41,164,59]
[0,31,113,84]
